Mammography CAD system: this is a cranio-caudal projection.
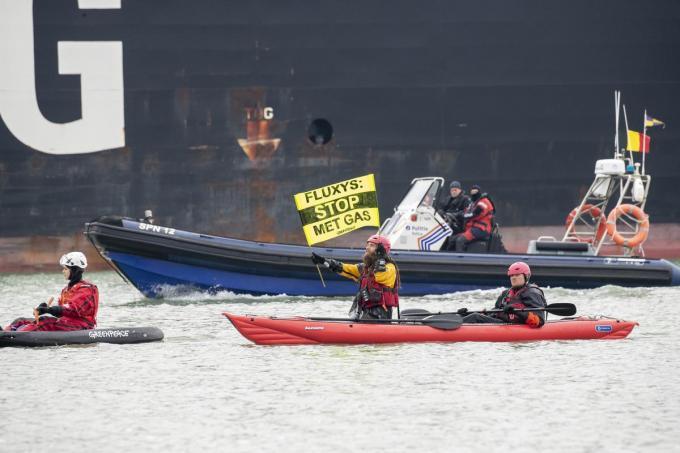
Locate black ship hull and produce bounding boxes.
[1,1,680,249]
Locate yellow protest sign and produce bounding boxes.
[293,174,380,245]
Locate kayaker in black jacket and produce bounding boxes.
[311,234,400,320]
[460,261,547,328]
[437,180,471,234]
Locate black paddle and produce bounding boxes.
[419,314,463,330]
[400,302,576,318]
[304,314,464,331]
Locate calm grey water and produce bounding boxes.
[1,271,679,453]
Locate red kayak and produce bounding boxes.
[223,312,638,345]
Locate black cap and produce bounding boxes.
[470,184,481,192]
[449,181,462,189]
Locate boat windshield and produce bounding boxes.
[399,179,440,210]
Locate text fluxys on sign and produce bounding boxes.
[293,174,380,245]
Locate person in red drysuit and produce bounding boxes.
[450,185,496,252]
[3,252,99,332]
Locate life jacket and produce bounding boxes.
[465,194,495,233]
[495,283,546,327]
[55,280,99,329]
[357,263,400,309]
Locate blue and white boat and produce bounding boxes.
[86,152,680,298]
[86,180,680,298]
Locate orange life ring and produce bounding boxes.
[565,204,607,243]
[606,204,649,248]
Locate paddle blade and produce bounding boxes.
[546,303,576,317]
[421,314,463,330]
[399,308,431,317]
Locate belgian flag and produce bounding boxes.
[627,130,651,153]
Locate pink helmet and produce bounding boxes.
[507,261,531,277]
[367,234,391,254]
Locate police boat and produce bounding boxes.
[85,172,680,298]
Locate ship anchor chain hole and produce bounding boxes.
[308,118,333,146]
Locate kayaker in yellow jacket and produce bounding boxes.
[311,234,400,320]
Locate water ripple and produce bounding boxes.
[1,271,678,452]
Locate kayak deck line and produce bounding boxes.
[223,313,638,345]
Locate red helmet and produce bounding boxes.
[367,234,391,254]
[507,261,531,277]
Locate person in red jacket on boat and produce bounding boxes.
[460,261,546,327]
[3,252,99,332]
[449,185,495,252]
[311,234,400,320]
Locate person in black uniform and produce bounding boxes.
[438,180,471,235]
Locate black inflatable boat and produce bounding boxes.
[85,216,680,298]
[0,327,164,347]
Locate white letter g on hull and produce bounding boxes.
[0,0,125,155]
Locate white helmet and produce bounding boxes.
[59,252,88,269]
